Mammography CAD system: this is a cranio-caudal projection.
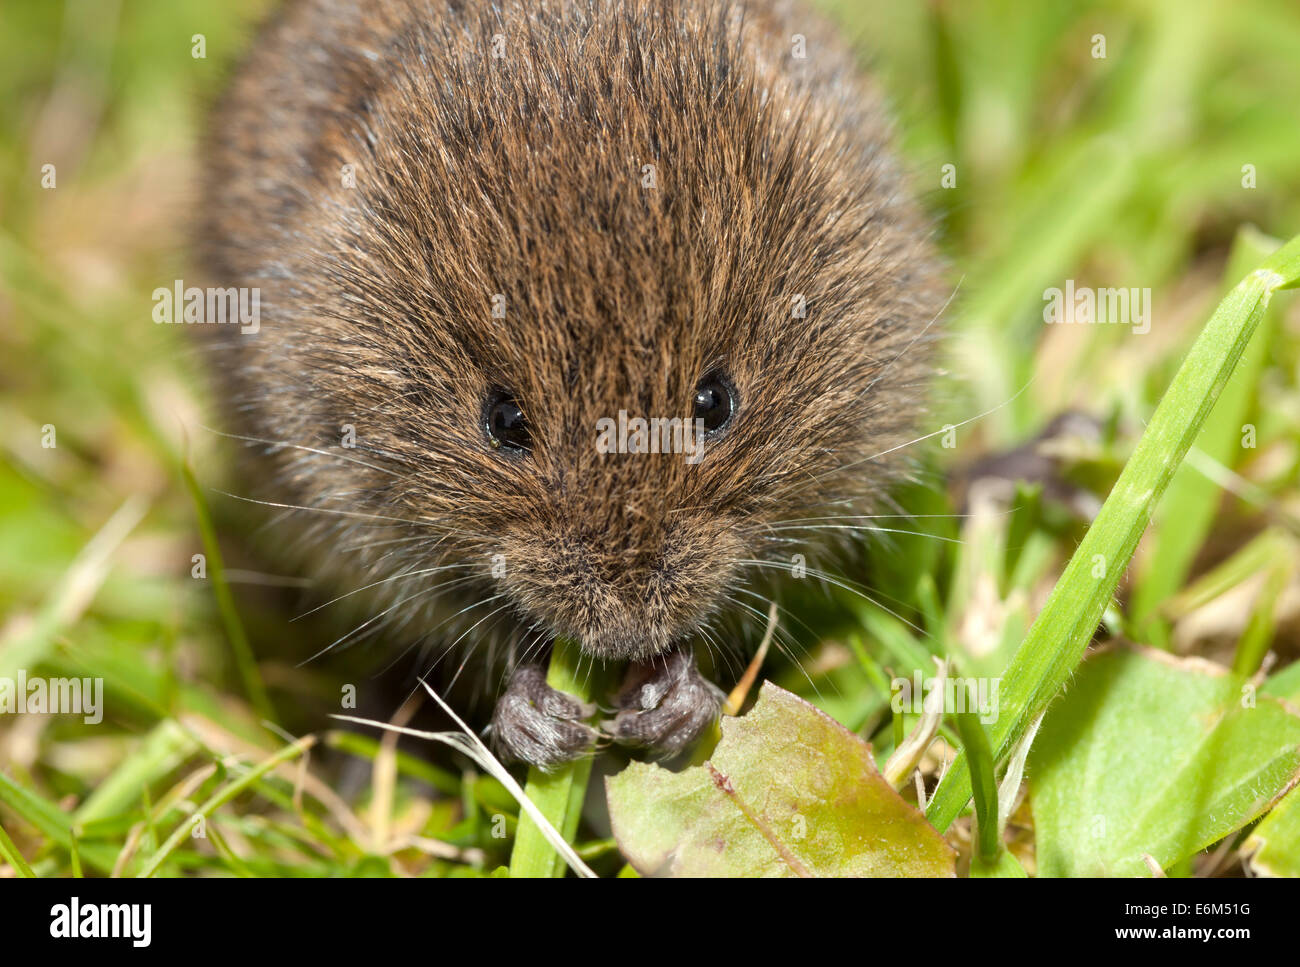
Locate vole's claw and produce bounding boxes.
[604,646,723,756]
[491,664,597,770]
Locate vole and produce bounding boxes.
[199,0,945,769]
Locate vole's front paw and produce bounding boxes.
[605,646,724,756]
[490,664,598,770]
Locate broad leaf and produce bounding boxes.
[1246,784,1300,877]
[1029,646,1300,876]
[970,849,1028,877]
[606,683,954,877]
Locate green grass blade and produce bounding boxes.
[179,455,273,721]
[73,719,197,825]
[953,703,998,863]
[0,773,119,874]
[1130,227,1283,631]
[136,735,314,877]
[508,638,602,878]
[0,819,35,877]
[926,232,1300,832]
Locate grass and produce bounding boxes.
[2,0,1300,878]
[507,638,602,878]
[927,231,1300,832]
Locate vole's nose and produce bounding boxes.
[495,519,736,662]
[575,516,671,581]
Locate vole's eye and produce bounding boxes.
[693,372,736,435]
[485,389,531,454]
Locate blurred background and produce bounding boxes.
[2,0,1299,876]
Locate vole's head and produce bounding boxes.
[204,0,944,663]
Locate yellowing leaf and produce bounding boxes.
[606,683,954,877]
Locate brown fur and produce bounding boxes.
[199,0,944,673]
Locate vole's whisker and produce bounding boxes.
[379,593,509,681]
[299,582,447,666]
[718,593,803,663]
[698,624,743,679]
[577,649,601,698]
[215,488,428,528]
[731,558,937,647]
[337,534,431,553]
[504,626,551,692]
[720,631,748,680]
[766,512,979,523]
[720,592,823,700]
[815,377,1036,481]
[762,524,963,543]
[446,611,515,693]
[727,589,826,689]
[197,423,411,477]
[368,532,464,570]
[434,600,517,691]
[730,586,820,645]
[290,563,473,622]
[695,627,717,666]
[858,274,962,398]
[307,573,486,667]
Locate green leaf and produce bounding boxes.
[1028,646,1300,876]
[1263,660,1300,705]
[969,849,1027,878]
[1246,786,1300,878]
[606,682,954,877]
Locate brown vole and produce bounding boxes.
[199,0,945,768]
